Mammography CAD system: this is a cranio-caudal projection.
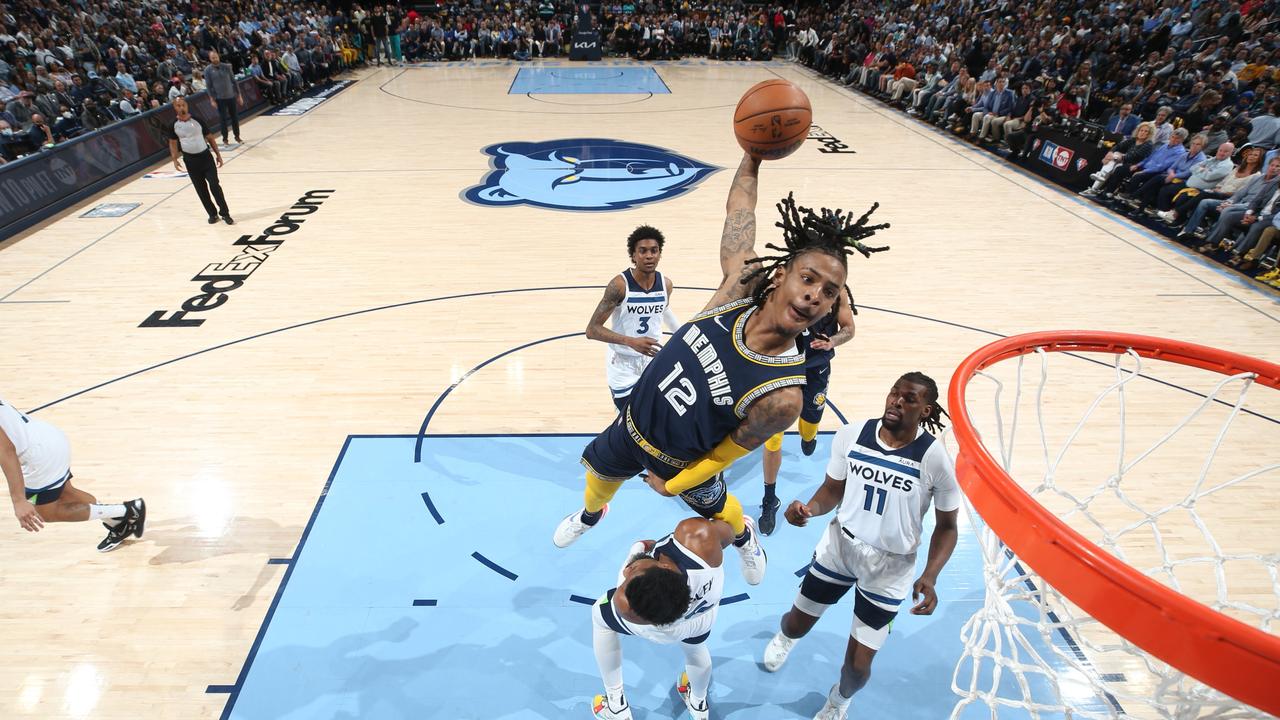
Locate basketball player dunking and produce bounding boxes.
[585,226,680,412]
[553,151,890,588]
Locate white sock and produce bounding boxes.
[605,685,626,709]
[89,504,126,522]
[829,683,852,709]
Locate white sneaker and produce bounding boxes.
[735,516,767,585]
[813,685,850,720]
[763,631,797,672]
[676,672,709,720]
[1156,209,1178,224]
[554,505,607,548]
[592,693,633,720]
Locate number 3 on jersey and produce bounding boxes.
[658,362,697,416]
[636,316,651,334]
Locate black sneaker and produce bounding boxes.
[801,437,817,456]
[125,498,146,539]
[759,495,781,536]
[97,522,131,552]
[208,216,219,224]
[221,215,235,225]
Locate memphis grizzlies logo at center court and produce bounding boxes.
[464,138,719,211]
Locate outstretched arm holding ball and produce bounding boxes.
[705,152,762,311]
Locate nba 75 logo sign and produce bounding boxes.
[464,139,719,211]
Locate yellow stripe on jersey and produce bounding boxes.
[734,375,807,419]
[625,407,691,469]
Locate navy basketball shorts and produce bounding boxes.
[581,417,727,517]
[800,362,831,426]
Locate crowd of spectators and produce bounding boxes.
[791,0,1280,286]
[0,0,368,163]
[3,0,1279,285]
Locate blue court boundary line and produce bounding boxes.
[654,67,673,94]
[220,427,793,712]
[421,491,445,524]
[472,551,520,580]
[218,434,352,719]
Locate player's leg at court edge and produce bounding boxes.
[759,432,783,535]
[553,468,624,548]
[29,479,146,552]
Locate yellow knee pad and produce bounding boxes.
[584,471,624,513]
[713,493,746,536]
[764,433,783,452]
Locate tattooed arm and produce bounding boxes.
[808,302,857,351]
[730,386,804,450]
[585,275,661,356]
[703,152,763,311]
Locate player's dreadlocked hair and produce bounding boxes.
[740,193,890,311]
[626,225,665,255]
[900,371,949,435]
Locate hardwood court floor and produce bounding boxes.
[0,60,1276,719]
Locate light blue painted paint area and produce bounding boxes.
[225,434,1114,719]
[510,67,671,94]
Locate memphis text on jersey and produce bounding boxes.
[141,190,334,328]
[676,324,733,408]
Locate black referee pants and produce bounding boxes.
[216,97,240,142]
[185,149,230,219]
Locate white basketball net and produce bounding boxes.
[947,346,1280,720]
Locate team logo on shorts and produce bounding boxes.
[681,474,727,509]
[464,138,719,211]
[813,391,827,408]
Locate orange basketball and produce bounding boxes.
[733,80,812,161]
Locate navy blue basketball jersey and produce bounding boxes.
[797,311,839,367]
[625,298,806,474]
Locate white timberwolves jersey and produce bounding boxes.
[608,268,668,361]
[597,531,724,643]
[0,397,71,490]
[826,419,960,555]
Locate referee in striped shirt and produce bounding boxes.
[168,96,234,225]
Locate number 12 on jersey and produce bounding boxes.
[658,362,697,416]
